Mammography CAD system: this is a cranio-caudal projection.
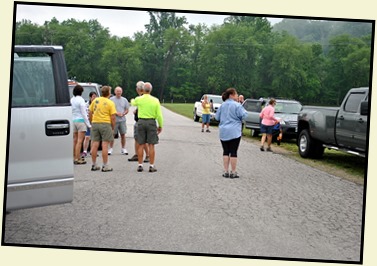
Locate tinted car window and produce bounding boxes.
[12,54,56,107]
[243,100,262,112]
[344,92,366,113]
[275,102,302,114]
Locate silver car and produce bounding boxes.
[243,98,302,138]
[6,45,74,211]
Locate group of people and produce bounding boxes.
[70,81,163,173]
[71,83,280,178]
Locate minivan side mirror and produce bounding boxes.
[360,101,369,116]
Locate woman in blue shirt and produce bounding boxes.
[215,88,248,178]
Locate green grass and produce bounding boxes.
[163,103,366,183]
[243,131,366,183]
[162,103,194,120]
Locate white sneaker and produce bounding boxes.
[108,148,113,155]
[121,148,128,155]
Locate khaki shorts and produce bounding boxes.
[136,119,159,145]
[73,122,87,133]
[91,123,114,142]
[114,121,127,135]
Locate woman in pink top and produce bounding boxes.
[259,98,280,151]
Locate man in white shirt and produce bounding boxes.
[109,86,130,155]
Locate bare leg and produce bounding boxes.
[137,143,145,164]
[83,136,90,153]
[260,133,267,147]
[101,141,109,165]
[267,134,273,148]
[144,143,149,158]
[73,132,78,158]
[91,141,100,165]
[230,157,238,172]
[148,144,155,165]
[223,155,230,172]
[134,140,139,157]
[120,134,126,149]
[75,131,85,160]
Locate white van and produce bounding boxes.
[6,45,74,211]
[68,82,101,102]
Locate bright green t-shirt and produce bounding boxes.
[131,94,163,128]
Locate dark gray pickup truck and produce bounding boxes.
[297,87,369,158]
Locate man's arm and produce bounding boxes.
[111,114,116,130]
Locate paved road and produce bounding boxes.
[3,106,364,262]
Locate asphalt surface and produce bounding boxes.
[3,106,365,262]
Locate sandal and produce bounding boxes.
[230,172,239,179]
[74,158,87,165]
[222,171,230,178]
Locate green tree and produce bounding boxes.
[101,36,143,96]
[141,12,189,100]
[324,34,371,105]
[15,20,44,45]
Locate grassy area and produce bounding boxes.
[162,103,194,120]
[242,131,366,184]
[163,103,367,184]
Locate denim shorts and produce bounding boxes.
[260,124,274,134]
[202,114,210,124]
[85,127,91,137]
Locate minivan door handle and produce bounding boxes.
[45,120,70,136]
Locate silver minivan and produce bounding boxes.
[5,45,74,211]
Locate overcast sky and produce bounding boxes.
[15,4,283,38]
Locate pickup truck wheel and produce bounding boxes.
[298,129,324,158]
[193,109,200,122]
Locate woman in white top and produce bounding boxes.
[71,85,91,164]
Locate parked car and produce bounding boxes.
[297,87,369,158]
[242,98,302,138]
[6,45,74,211]
[68,81,101,102]
[193,94,223,122]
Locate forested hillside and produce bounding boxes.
[14,12,373,105]
[273,18,373,49]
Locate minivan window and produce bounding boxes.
[12,53,56,107]
[69,85,98,102]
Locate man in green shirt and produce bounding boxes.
[130,82,163,172]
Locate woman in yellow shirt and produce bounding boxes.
[201,95,211,132]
